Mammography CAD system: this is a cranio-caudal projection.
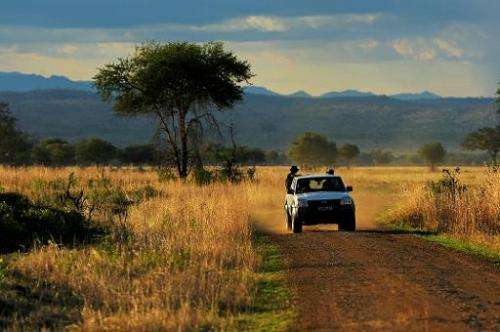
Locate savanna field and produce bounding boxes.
[0,166,498,330]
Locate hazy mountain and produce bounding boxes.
[320,90,376,98]
[243,85,280,96]
[391,91,441,100]
[0,72,447,101]
[288,90,312,98]
[0,89,495,151]
[0,72,93,92]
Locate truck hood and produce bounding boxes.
[296,191,351,201]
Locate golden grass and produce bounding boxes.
[1,167,258,330]
[0,165,498,330]
[384,169,500,250]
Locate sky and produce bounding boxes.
[0,0,499,97]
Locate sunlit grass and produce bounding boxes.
[0,165,497,329]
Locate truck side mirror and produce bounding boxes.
[346,186,353,192]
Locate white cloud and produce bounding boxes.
[392,38,437,61]
[433,38,463,58]
[190,13,382,33]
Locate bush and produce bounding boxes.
[0,192,96,252]
[193,167,215,186]
[157,168,176,182]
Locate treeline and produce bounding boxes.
[288,132,496,169]
[1,102,496,168]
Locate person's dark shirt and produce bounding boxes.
[285,172,297,192]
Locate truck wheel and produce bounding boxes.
[292,214,302,233]
[339,212,356,232]
[285,211,292,230]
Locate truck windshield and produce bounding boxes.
[296,177,346,193]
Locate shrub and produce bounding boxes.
[157,167,176,182]
[0,192,95,252]
[193,167,215,186]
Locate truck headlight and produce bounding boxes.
[340,197,353,206]
[297,199,309,207]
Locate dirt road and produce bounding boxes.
[270,230,499,331]
[255,199,500,331]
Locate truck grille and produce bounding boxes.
[308,199,341,210]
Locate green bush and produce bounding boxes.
[193,167,215,186]
[0,192,98,252]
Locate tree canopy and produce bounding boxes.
[462,127,499,163]
[75,138,117,165]
[369,148,394,166]
[94,41,253,177]
[0,102,32,165]
[289,132,337,167]
[418,142,446,170]
[32,138,75,166]
[339,143,360,167]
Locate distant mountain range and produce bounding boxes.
[0,89,495,151]
[2,71,445,100]
[0,72,93,92]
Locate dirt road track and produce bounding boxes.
[268,230,500,331]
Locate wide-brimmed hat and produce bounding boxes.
[290,165,299,172]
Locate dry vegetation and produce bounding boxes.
[384,167,500,251]
[0,166,498,330]
[0,167,260,330]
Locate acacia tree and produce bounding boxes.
[339,143,360,168]
[418,142,446,171]
[463,127,499,163]
[94,41,253,178]
[289,132,337,167]
[369,148,393,166]
[75,138,117,165]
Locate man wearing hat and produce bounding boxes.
[285,165,300,192]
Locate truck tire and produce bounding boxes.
[292,214,303,233]
[339,212,356,232]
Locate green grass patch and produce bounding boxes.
[379,221,499,266]
[422,234,500,266]
[236,233,294,331]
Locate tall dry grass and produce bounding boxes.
[1,166,497,329]
[0,167,258,330]
[385,169,500,249]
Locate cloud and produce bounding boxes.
[433,38,463,58]
[0,13,384,45]
[392,38,437,61]
[184,13,382,33]
[390,33,482,62]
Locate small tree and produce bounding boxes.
[418,142,446,171]
[119,144,156,165]
[339,143,360,168]
[289,132,337,167]
[0,102,32,165]
[462,127,499,163]
[75,138,117,165]
[369,148,393,166]
[94,41,253,178]
[32,138,75,166]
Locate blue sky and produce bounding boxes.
[0,0,498,96]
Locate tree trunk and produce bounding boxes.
[178,109,189,178]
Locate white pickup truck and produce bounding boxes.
[284,174,356,233]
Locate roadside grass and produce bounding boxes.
[380,221,500,265]
[423,234,500,266]
[236,233,294,331]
